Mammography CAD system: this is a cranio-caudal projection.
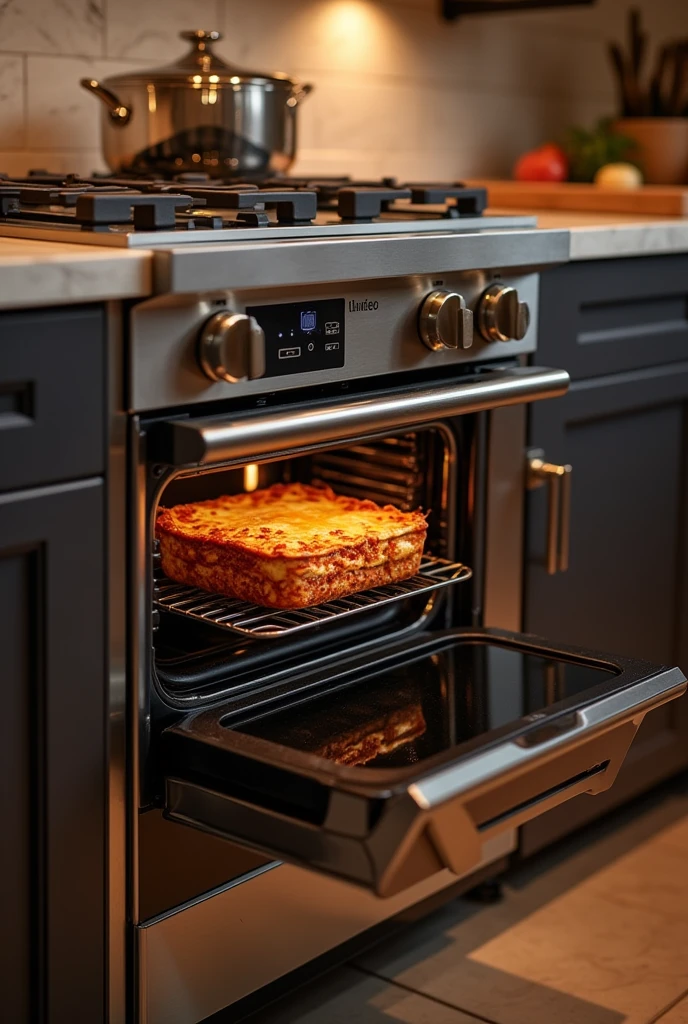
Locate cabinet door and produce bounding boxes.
[0,305,105,492]
[522,360,688,854]
[0,480,106,1024]
[536,256,688,380]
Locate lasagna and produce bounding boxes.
[313,704,427,767]
[155,482,428,609]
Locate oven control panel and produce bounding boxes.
[129,270,541,411]
[246,298,346,378]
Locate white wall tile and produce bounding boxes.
[0,0,683,181]
[291,147,388,177]
[0,148,106,177]
[220,0,621,98]
[0,151,31,176]
[106,0,224,61]
[0,0,104,57]
[0,55,25,148]
[298,71,421,152]
[26,55,148,151]
[221,0,434,81]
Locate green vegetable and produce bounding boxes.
[563,119,637,183]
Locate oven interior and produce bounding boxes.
[151,420,478,708]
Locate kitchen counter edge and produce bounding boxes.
[489,209,688,261]
[0,237,153,309]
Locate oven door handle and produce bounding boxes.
[149,365,570,468]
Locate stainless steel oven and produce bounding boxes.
[110,236,686,1024]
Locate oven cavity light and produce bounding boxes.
[244,464,259,492]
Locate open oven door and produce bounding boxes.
[162,627,686,897]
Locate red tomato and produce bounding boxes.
[513,144,568,182]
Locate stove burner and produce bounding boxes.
[0,170,488,235]
[155,186,319,225]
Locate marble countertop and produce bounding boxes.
[0,211,686,313]
[0,237,152,309]
[489,208,688,260]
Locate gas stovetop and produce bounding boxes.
[0,170,535,247]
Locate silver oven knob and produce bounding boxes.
[477,284,530,343]
[197,311,266,383]
[419,290,473,351]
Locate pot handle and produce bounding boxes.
[288,82,314,107]
[80,78,132,126]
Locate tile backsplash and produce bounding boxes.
[0,0,682,180]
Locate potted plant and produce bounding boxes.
[609,9,688,184]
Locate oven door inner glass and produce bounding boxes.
[234,642,615,768]
[163,629,686,897]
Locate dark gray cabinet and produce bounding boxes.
[533,255,688,381]
[522,257,688,854]
[0,304,107,1023]
[0,480,106,1024]
[0,306,105,491]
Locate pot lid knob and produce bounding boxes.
[180,29,223,45]
[176,30,233,75]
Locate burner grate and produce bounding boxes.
[0,169,488,232]
[153,554,471,639]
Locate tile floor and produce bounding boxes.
[247,775,688,1024]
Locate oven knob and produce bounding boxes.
[197,311,266,383]
[418,290,473,351]
[477,284,530,343]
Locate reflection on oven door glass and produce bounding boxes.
[236,642,617,769]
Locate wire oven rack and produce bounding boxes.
[153,554,472,640]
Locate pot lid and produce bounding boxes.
[102,30,297,88]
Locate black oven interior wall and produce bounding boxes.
[138,413,486,921]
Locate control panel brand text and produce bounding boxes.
[348,299,379,312]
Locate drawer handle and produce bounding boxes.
[527,449,572,575]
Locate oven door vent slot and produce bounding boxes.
[153,555,472,640]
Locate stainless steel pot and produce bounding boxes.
[81,30,313,178]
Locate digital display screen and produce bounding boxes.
[246,298,346,378]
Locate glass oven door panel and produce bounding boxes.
[162,628,686,897]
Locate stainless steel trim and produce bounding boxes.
[411,666,687,809]
[137,832,516,1024]
[131,414,149,935]
[0,215,540,250]
[527,449,573,575]
[157,366,570,468]
[105,300,128,1024]
[482,405,526,631]
[154,229,570,293]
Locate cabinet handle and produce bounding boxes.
[527,449,572,575]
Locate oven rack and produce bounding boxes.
[153,555,472,640]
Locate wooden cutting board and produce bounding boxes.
[466,180,688,216]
